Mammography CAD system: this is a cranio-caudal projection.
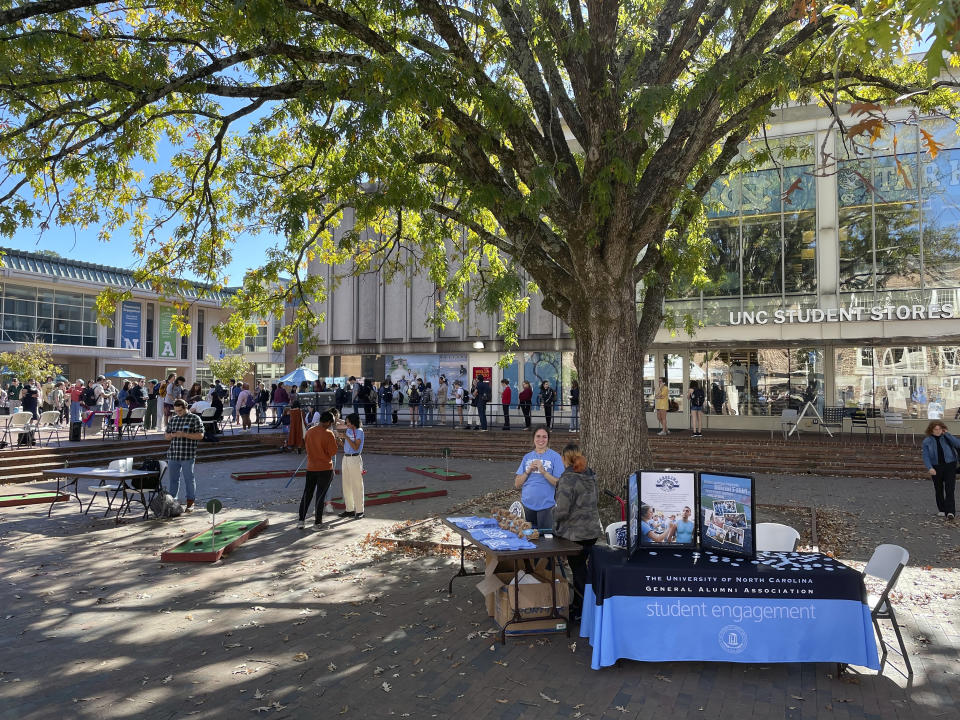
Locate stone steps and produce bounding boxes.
[359,427,921,480]
[0,434,284,484]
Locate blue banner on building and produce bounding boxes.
[120,301,141,350]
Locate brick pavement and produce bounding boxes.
[0,446,958,719]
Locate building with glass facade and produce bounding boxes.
[0,249,288,384]
[307,107,960,432]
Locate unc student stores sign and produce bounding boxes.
[729,304,956,326]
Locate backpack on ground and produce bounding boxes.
[149,492,183,519]
[692,386,705,407]
[81,386,97,407]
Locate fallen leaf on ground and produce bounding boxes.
[293,652,309,662]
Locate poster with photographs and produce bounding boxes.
[627,472,640,555]
[698,472,756,558]
[638,471,697,548]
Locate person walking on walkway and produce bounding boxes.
[339,413,365,519]
[165,398,204,512]
[298,411,338,529]
[922,420,959,521]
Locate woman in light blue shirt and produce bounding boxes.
[514,425,563,529]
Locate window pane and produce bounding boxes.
[873,154,921,290]
[741,216,782,295]
[704,220,740,296]
[921,144,960,287]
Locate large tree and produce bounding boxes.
[0,0,957,489]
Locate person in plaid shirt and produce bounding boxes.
[165,398,205,511]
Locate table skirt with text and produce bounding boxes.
[580,546,879,670]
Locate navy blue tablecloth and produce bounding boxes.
[580,545,879,670]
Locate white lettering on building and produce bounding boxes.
[729,304,954,325]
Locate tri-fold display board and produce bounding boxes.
[626,470,756,558]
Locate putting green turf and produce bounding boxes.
[165,520,264,554]
[0,491,69,507]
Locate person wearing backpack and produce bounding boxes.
[379,379,393,426]
[407,382,420,427]
[688,380,706,437]
[538,380,557,429]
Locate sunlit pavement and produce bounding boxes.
[1,451,957,719]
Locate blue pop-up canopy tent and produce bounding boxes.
[104,369,145,379]
[277,367,319,385]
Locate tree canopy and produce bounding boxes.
[1,0,959,480]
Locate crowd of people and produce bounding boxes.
[332,374,577,432]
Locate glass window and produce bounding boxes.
[245,324,268,352]
[694,134,818,321]
[145,303,154,357]
[196,309,205,361]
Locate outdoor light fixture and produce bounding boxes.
[472,341,485,350]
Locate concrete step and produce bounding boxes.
[0,434,284,484]
[359,427,921,479]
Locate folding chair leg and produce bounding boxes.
[873,615,888,671]
[886,608,914,678]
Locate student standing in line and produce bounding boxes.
[518,380,533,430]
[500,379,512,431]
[298,411,339,529]
[569,380,580,432]
[338,413,366,519]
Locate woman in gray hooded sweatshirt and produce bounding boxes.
[553,443,601,620]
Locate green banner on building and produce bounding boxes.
[158,306,177,359]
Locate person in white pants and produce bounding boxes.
[338,412,365,519]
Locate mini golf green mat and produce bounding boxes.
[0,491,70,507]
[329,486,446,509]
[160,518,269,563]
[405,466,472,481]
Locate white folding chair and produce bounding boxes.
[777,408,799,440]
[864,543,912,678]
[2,411,37,447]
[605,521,627,548]
[34,410,67,447]
[85,458,135,518]
[756,522,800,551]
[881,412,913,445]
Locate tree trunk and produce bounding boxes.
[570,285,660,497]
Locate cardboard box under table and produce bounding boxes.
[441,518,580,642]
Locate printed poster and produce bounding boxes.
[120,301,141,350]
[638,471,697,548]
[698,472,755,557]
[158,306,177,359]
